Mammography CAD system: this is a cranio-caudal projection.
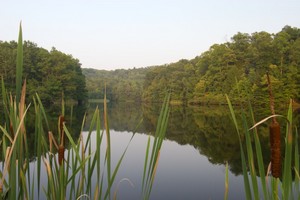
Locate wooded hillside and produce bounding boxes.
[83,25,300,106]
[0,41,87,105]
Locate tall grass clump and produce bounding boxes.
[0,23,171,199]
[142,93,170,200]
[226,75,299,199]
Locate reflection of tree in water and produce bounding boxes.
[83,102,298,176]
[23,103,86,158]
[161,105,247,175]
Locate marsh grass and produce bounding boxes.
[0,24,170,199]
[142,93,170,200]
[226,95,299,199]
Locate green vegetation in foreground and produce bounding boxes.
[227,94,299,199]
[0,23,170,200]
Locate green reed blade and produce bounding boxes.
[96,109,102,182]
[1,105,30,199]
[35,93,50,131]
[226,95,252,200]
[86,153,98,194]
[142,93,170,200]
[64,127,83,167]
[65,147,71,184]
[147,94,169,182]
[283,100,293,198]
[103,90,112,199]
[59,164,65,199]
[142,136,151,193]
[104,130,138,200]
[84,107,98,152]
[0,126,13,143]
[226,95,240,136]
[19,169,29,200]
[242,113,259,200]
[69,151,75,199]
[9,149,17,200]
[34,104,42,198]
[1,78,10,131]
[16,22,23,105]
[66,155,92,184]
[247,100,269,200]
[295,128,299,197]
[241,147,252,200]
[271,177,281,199]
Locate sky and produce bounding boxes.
[1,0,300,70]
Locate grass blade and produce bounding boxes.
[282,100,293,198]
[16,22,23,105]
[226,95,252,200]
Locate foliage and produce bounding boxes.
[83,67,150,102]
[227,95,299,199]
[0,24,170,199]
[0,41,87,105]
[83,25,300,106]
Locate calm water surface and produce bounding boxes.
[81,102,272,200]
[11,102,295,199]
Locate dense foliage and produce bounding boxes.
[0,41,87,105]
[83,67,150,102]
[84,25,300,106]
[143,25,300,105]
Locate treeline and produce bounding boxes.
[143,25,300,105]
[0,41,87,105]
[84,25,300,106]
[83,67,150,102]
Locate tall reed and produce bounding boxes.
[0,23,171,199]
[142,93,170,200]
[226,94,298,199]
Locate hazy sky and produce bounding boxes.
[1,0,300,70]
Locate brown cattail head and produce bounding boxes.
[269,121,281,178]
[9,122,14,138]
[58,145,65,166]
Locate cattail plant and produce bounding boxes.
[266,73,281,178]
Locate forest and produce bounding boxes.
[0,41,87,105]
[84,25,300,106]
[1,25,300,107]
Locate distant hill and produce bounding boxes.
[83,25,300,106]
[82,67,151,102]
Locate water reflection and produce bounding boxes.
[15,101,290,177]
[85,102,273,176]
[4,101,298,199]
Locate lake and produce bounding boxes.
[79,102,276,199]
[3,101,297,199]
